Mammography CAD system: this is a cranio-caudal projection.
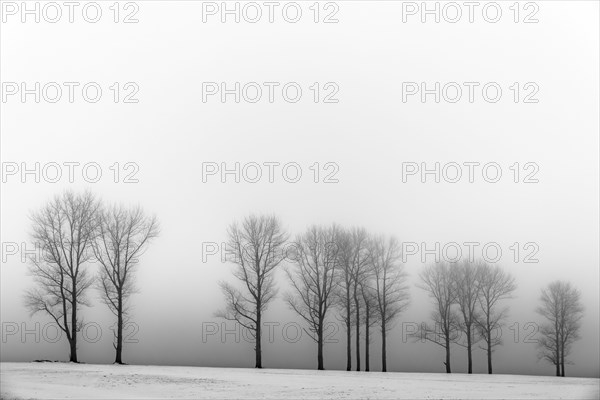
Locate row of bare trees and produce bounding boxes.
[217,218,410,371]
[23,201,582,375]
[418,263,585,377]
[418,261,517,374]
[217,215,584,376]
[284,226,411,371]
[25,191,159,364]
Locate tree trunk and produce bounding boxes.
[445,336,451,373]
[466,323,472,374]
[255,309,262,368]
[346,297,351,371]
[486,313,492,374]
[317,320,324,370]
[365,305,370,372]
[69,337,78,363]
[560,344,565,377]
[355,292,360,371]
[115,294,123,364]
[487,337,492,374]
[381,322,387,372]
[70,282,78,363]
[555,326,560,376]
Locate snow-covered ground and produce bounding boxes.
[1,362,598,399]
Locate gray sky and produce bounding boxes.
[1,0,599,378]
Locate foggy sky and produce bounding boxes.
[1,1,599,378]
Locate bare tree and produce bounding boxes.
[333,227,371,371]
[557,284,584,377]
[285,225,339,370]
[360,278,379,372]
[537,323,560,375]
[368,235,410,372]
[536,281,584,377]
[474,263,516,374]
[418,261,460,373]
[24,191,99,362]
[333,228,355,371]
[216,215,288,368]
[349,227,370,371]
[92,204,159,364]
[537,282,563,377]
[454,260,483,374]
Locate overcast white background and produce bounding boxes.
[1,0,599,378]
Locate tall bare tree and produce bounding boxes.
[368,235,410,372]
[360,278,379,372]
[418,261,460,373]
[474,263,516,374]
[349,227,370,371]
[557,284,584,377]
[25,191,99,362]
[216,215,288,368]
[454,260,483,374]
[536,281,584,377]
[92,204,159,364]
[285,225,339,370]
[334,227,370,371]
[333,228,355,371]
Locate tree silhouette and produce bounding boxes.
[216,215,288,368]
[454,260,483,374]
[332,228,356,371]
[285,225,339,370]
[368,235,410,372]
[537,281,584,376]
[25,190,99,363]
[418,261,460,373]
[474,263,516,374]
[92,204,159,364]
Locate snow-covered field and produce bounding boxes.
[1,362,598,399]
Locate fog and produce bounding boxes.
[1,1,598,378]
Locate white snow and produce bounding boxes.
[1,362,598,399]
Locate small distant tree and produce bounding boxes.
[285,225,339,370]
[418,261,460,373]
[557,285,584,377]
[25,191,99,362]
[368,235,410,372]
[92,204,159,364]
[474,263,516,374]
[536,281,584,377]
[216,215,288,369]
